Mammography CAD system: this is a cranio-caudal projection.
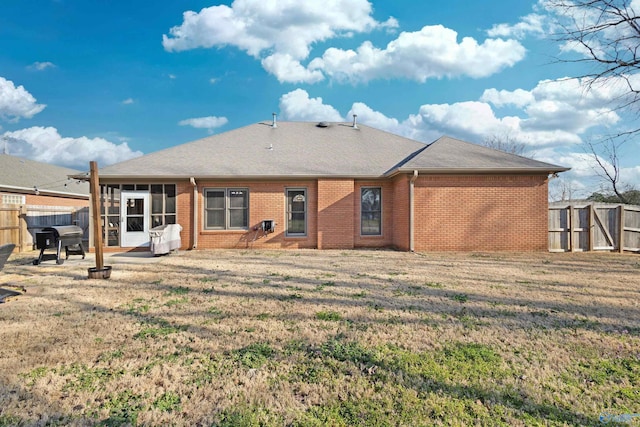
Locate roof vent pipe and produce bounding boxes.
[272,112,277,128]
[352,114,358,129]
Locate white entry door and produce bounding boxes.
[121,191,150,247]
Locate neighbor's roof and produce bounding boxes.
[97,121,568,179]
[0,153,89,198]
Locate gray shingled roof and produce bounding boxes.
[0,154,89,197]
[399,136,568,173]
[97,121,568,179]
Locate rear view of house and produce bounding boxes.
[91,119,568,252]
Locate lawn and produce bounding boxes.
[0,249,638,426]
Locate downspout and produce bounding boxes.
[409,170,418,252]
[190,177,198,249]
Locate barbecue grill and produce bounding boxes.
[33,225,85,265]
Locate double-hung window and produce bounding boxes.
[361,187,382,235]
[205,188,249,230]
[286,188,306,236]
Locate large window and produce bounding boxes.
[151,184,176,228]
[361,187,381,235]
[286,188,306,236]
[99,183,176,246]
[204,188,249,230]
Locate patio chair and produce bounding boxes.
[0,243,15,270]
[0,243,21,303]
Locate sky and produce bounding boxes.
[1,0,639,199]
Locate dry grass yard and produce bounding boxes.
[0,249,639,426]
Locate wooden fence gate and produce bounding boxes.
[549,203,640,252]
[0,205,26,251]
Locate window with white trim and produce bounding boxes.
[361,187,382,235]
[204,188,249,230]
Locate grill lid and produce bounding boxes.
[42,225,84,237]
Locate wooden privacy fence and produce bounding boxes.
[0,205,27,252]
[549,203,640,253]
[0,204,89,252]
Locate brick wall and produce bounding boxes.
[176,181,193,250]
[353,181,394,248]
[413,174,549,251]
[317,179,354,249]
[110,173,550,252]
[25,193,88,208]
[392,175,410,251]
[191,180,318,250]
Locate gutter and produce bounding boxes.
[0,184,89,199]
[190,177,198,249]
[409,170,418,252]
[385,167,571,178]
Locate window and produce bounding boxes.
[151,184,176,228]
[1,194,25,205]
[361,187,381,235]
[286,188,306,236]
[204,188,249,230]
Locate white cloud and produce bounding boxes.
[122,98,135,105]
[3,127,143,169]
[162,0,398,83]
[209,77,219,84]
[262,53,325,84]
[347,102,403,134]
[309,26,526,83]
[481,88,535,108]
[279,89,343,122]
[163,1,528,84]
[28,61,56,71]
[163,0,394,57]
[0,77,46,121]
[487,13,547,39]
[178,115,228,131]
[279,74,630,151]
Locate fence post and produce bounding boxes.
[588,204,594,252]
[19,205,27,252]
[619,205,625,253]
[569,204,575,252]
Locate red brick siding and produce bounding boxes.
[176,182,193,250]
[413,174,549,251]
[193,180,318,249]
[392,175,410,251]
[353,181,394,248]
[24,193,88,208]
[317,179,354,249]
[104,173,550,252]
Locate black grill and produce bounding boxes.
[33,225,85,265]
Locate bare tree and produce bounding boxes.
[549,176,579,201]
[549,0,639,200]
[549,0,640,120]
[481,133,527,156]
[585,137,631,202]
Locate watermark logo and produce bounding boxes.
[600,412,640,424]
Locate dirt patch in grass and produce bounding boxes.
[0,249,638,426]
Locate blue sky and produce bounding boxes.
[1,0,639,198]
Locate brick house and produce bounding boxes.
[93,119,568,252]
[0,153,89,207]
